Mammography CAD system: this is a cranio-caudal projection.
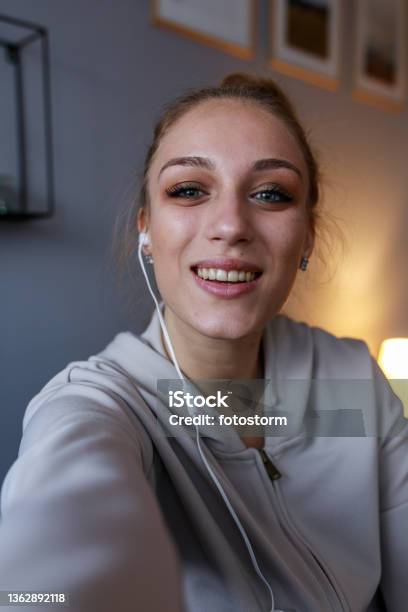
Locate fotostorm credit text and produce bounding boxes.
[169,414,288,427]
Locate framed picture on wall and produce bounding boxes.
[150,0,257,60]
[268,0,341,91]
[352,0,406,113]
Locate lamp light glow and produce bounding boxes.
[378,338,408,379]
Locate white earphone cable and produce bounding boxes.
[138,232,281,612]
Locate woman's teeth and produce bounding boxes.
[196,268,257,282]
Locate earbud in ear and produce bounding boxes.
[138,232,150,247]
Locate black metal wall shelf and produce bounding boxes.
[0,14,54,221]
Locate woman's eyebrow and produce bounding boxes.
[158,156,303,181]
[159,156,215,177]
[253,158,303,181]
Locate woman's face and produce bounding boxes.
[139,99,314,340]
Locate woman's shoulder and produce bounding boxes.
[275,314,408,439]
[22,351,130,427]
[19,342,155,473]
[272,313,373,378]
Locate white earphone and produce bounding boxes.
[138,231,150,247]
[137,229,282,612]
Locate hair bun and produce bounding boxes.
[219,72,285,98]
[219,72,258,89]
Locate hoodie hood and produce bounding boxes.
[97,303,314,455]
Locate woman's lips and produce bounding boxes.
[190,268,262,299]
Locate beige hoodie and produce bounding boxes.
[0,307,407,611]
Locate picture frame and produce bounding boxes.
[352,0,406,113]
[150,0,257,60]
[269,0,341,91]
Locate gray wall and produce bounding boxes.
[1,0,407,483]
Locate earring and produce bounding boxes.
[300,256,309,271]
[144,250,154,264]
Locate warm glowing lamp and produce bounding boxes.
[378,338,408,417]
[378,338,408,379]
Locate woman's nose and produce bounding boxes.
[206,191,253,246]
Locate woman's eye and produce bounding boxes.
[165,183,293,204]
[252,187,293,204]
[165,184,206,199]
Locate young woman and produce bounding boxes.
[0,73,407,612]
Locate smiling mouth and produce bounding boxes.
[191,266,262,284]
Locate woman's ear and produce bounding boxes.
[137,207,152,254]
[137,207,148,234]
[304,222,315,259]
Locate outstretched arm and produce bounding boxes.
[0,389,184,612]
